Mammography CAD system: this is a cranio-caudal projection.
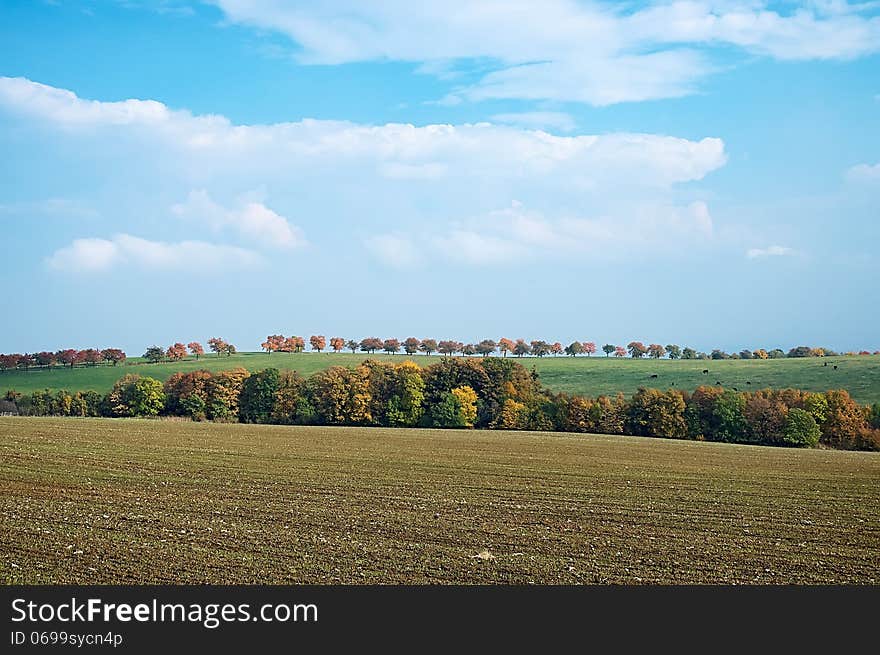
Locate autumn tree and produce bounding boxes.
[262,334,285,354]
[513,340,531,357]
[614,346,626,357]
[419,339,437,356]
[627,341,648,358]
[143,346,165,364]
[530,341,550,357]
[498,338,515,358]
[403,337,421,355]
[35,351,57,368]
[310,335,327,352]
[438,340,461,356]
[476,339,496,357]
[53,349,77,369]
[647,344,666,359]
[564,341,583,357]
[164,370,213,420]
[284,336,305,353]
[602,344,615,357]
[205,367,249,421]
[307,365,372,425]
[80,349,103,366]
[551,342,563,356]
[330,337,346,353]
[582,342,596,356]
[166,342,187,361]
[362,360,425,427]
[188,342,204,359]
[360,337,383,354]
[383,338,401,355]
[207,338,228,357]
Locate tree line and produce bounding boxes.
[2,337,876,372]
[5,358,879,451]
[0,348,127,372]
[261,335,878,359]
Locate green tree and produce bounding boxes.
[665,345,681,359]
[782,408,821,447]
[143,346,164,364]
[711,390,747,443]
[239,368,281,424]
[602,344,615,357]
[105,374,165,417]
[564,341,584,357]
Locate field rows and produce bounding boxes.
[1,417,878,584]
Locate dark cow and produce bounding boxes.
[824,362,828,367]
[732,387,738,391]
[834,365,838,370]
[746,381,751,385]
[649,374,658,379]
[715,381,721,385]
[702,369,709,374]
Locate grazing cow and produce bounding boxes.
[650,374,658,379]
[702,369,709,374]
[715,381,721,385]
[733,387,738,391]
[834,365,838,370]
[824,362,828,367]
[746,381,751,385]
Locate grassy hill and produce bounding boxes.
[2,352,879,404]
[2,417,877,584]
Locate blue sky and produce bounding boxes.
[1,0,878,354]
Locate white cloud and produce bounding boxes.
[47,234,261,273]
[364,234,423,269]
[0,77,727,189]
[490,112,576,132]
[209,1,880,105]
[171,190,306,249]
[846,162,880,183]
[2,78,732,269]
[373,199,717,267]
[746,245,795,259]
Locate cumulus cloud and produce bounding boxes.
[746,245,795,259]
[47,234,261,273]
[0,77,727,189]
[171,190,306,249]
[209,1,880,105]
[845,162,880,184]
[1,78,732,270]
[372,199,717,267]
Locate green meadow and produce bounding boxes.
[2,352,879,404]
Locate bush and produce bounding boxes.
[782,408,821,447]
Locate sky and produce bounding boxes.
[0,0,878,354]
